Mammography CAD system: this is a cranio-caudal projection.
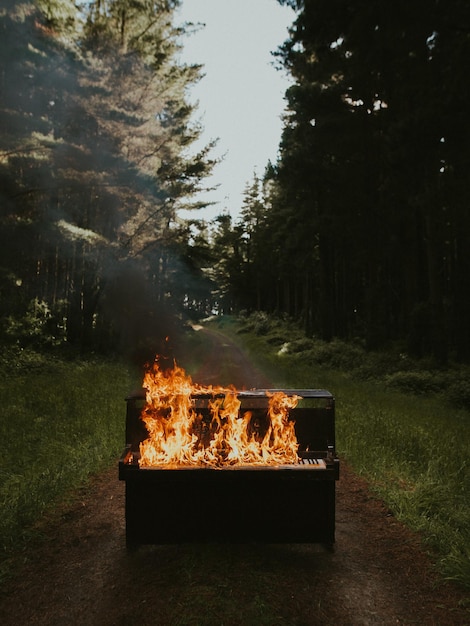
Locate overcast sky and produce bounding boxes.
[176,0,294,221]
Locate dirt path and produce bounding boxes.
[0,327,468,625]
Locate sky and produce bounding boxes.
[176,0,294,221]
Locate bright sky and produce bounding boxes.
[176,0,294,221]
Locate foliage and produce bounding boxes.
[235,312,470,409]
[238,310,272,336]
[0,0,217,358]
[383,371,447,396]
[208,0,470,366]
[3,298,67,348]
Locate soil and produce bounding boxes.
[0,326,468,625]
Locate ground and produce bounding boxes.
[0,327,468,625]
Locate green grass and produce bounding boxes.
[1,317,469,597]
[212,314,470,592]
[0,350,135,565]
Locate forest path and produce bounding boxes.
[0,325,468,625]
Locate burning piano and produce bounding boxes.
[119,360,339,547]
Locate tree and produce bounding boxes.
[247,0,470,361]
[0,0,217,357]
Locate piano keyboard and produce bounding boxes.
[300,458,326,468]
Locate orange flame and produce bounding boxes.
[138,360,300,467]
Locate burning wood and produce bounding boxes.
[119,378,338,545]
[138,360,300,467]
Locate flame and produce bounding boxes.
[138,360,300,467]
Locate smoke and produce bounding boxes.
[1,1,212,361]
[99,260,182,369]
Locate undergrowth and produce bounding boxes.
[233,312,470,408]
[212,313,470,594]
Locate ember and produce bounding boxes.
[138,360,300,467]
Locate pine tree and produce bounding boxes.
[266,0,470,360]
[0,0,217,355]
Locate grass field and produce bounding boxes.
[1,317,469,593]
[0,349,136,572]
[211,314,470,591]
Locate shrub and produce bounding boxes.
[384,371,445,395]
[237,312,272,335]
[447,376,470,410]
[287,337,316,353]
[300,338,365,371]
[265,333,288,347]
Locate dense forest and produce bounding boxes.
[224,0,470,364]
[0,0,216,362]
[1,0,470,365]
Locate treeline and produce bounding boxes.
[214,0,470,364]
[3,0,470,366]
[0,0,215,362]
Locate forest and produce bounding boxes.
[1,0,470,366]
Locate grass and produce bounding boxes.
[0,348,135,569]
[210,314,470,592]
[1,316,469,598]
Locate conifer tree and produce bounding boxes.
[264,0,470,360]
[0,0,217,355]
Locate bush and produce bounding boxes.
[383,371,446,395]
[265,333,289,347]
[232,312,470,410]
[447,376,470,410]
[237,312,270,335]
[299,338,365,371]
[287,337,316,353]
[3,298,67,349]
